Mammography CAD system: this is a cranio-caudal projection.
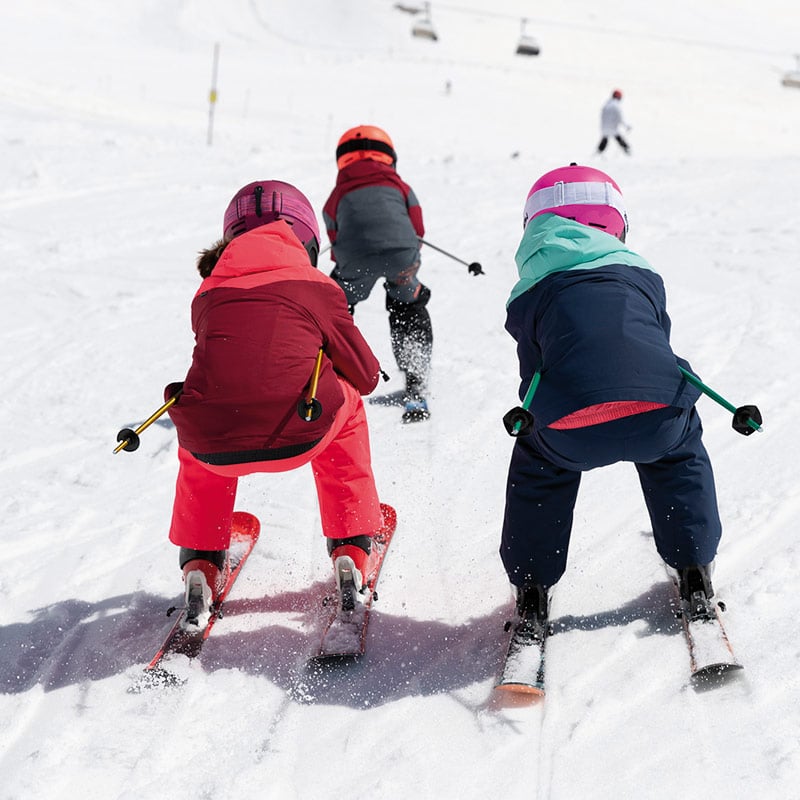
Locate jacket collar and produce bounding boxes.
[507,214,655,307]
[198,220,313,294]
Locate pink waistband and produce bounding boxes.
[548,401,668,430]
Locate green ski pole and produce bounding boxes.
[679,366,762,435]
[503,371,541,437]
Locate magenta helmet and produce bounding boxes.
[223,180,320,265]
[523,163,628,241]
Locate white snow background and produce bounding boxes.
[2,1,800,798]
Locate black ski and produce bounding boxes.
[667,570,743,684]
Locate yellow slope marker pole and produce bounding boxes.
[207,42,220,146]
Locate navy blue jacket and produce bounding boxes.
[506,216,700,430]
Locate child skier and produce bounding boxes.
[323,125,432,423]
[501,163,722,625]
[597,88,631,155]
[165,180,393,629]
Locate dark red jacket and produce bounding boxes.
[167,221,380,464]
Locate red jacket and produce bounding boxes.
[167,221,380,463]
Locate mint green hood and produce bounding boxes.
[508,214,656,307]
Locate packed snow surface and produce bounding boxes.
[2,1,800,798]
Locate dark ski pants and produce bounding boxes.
[331,246,422,305]
[331,250,433,398]
[598,134,630,154]
[500,406,722,589]
[386,287,433,398]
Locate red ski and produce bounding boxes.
[310,503,397,663]
[139,511,260,685]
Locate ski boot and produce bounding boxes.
[678,563,716,622]
[327,535,373,613]
[402,394,430,424]
[179,548,229,631]
[401,373,430,423]
[517,584,549,623]
[508,583,551,640]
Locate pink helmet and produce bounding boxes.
[523,163,628,241]
[223,180,320,264]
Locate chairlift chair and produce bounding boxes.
[515,18,540,57]
[412,2,438,41]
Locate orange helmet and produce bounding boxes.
[336,125,397,170]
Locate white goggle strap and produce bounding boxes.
[523,181,627,231]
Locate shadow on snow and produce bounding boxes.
[0,581,682,705]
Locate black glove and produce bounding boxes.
[164,382,184,403]
[503,406,534,437]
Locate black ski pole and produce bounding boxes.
[419,238,484,275]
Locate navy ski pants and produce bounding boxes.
[500,406,722,588]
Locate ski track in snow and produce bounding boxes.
[2,1,800,798]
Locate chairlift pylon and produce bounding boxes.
[412,2,438,41]
[781,53,800,88]
[515,18,540,57]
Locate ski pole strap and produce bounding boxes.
[678,366,762,434]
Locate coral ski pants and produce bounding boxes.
[500,406,722,589]
[168,380,383,550]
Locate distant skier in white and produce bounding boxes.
[597,89,631,155]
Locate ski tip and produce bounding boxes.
[307,652,363,669]
[378,503,397,535]
[691,662,744,687]
[494,682,545,697]
[492,683,545,708]
[130,666,186,693]
[231,510,261,539]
